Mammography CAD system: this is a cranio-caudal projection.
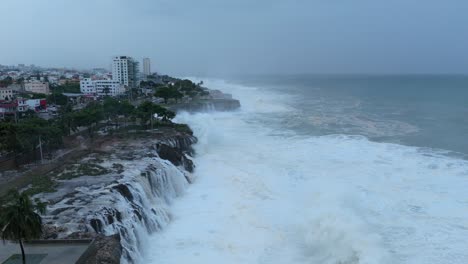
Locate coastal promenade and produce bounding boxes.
[0,240,90,264]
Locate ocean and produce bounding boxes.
[144,76,468,264]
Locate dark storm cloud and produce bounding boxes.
[1,0,467,75]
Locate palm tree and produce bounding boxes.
[0,189,46,264]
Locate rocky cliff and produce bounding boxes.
[36,129,197,264]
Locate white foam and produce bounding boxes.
[144,79,468,264]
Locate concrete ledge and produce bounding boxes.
[26,239,93,245]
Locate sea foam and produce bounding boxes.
[144,79,468,264]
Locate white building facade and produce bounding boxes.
[80,78,125,97]
[112,56,139,88]
[80,78,95,94]
[24,80,50,94]
[0,88,13,100]
[143,58,151,76]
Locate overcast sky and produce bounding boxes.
[1,0,467,76]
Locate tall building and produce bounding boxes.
[112,56,139,88]
[143,58,151,76]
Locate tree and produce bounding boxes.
[0,189,46,264]
[0,76,13,88]
[14,118,63,152]
[47,93,68,106]
[0,122,17,153]
[73,104,103,137]
[158,108,175,122]
[154,87,183,104]
[154,87,171,104]
[55,104,76,136]
[136,101,176,127]
[29,93,47,99]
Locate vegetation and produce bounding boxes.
[29,93,47,99]
[0,117,63,154]
[50,83,81,94]
[154,87,183,103]
[136,101,176,126]
[58,163,110,179]
[47,93,69,106]
[0,76,13,88]
[150,78,209,103]
[23,175,57,196]
[0,189,46,264]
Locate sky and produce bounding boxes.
[1,0,468,76]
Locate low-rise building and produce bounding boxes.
[24,80,50,94]
[80,78,126,97]
[0,98,47,119]
[0,102,17,117]
[0,88,13,100]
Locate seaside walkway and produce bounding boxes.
[0,240,90,264]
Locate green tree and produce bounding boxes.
[47,93,68,106]
[55,104,76,136]
[158,108,176,122]
[154,87,171,104]
[0,76,13,87]
[154,87,183,104]
[15,118,63,152]
[73,103,103,137]
[136,101,175,127]
[29,93,47,99]
[0,122,17,153]
[0,189,46,264]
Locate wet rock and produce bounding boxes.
[75,234,122,264]
[90,218,103,233]
[66,231,96,239]
[156,143,194,172]
[41,225,67,239]
[113,184,134,201]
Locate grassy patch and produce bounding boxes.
[57,163,110,180]
[23,174,58,197]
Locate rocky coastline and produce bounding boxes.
[33,128,197,263]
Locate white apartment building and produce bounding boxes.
[24,80,50,94]
[0,88,13,100]
[80,78,125,97]
[112,56,139,88]
[143,58,151,76]
[80,78,95,94]
[94,80,125,96]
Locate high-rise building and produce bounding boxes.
[143,58,151,76]
[112,56,139,88]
